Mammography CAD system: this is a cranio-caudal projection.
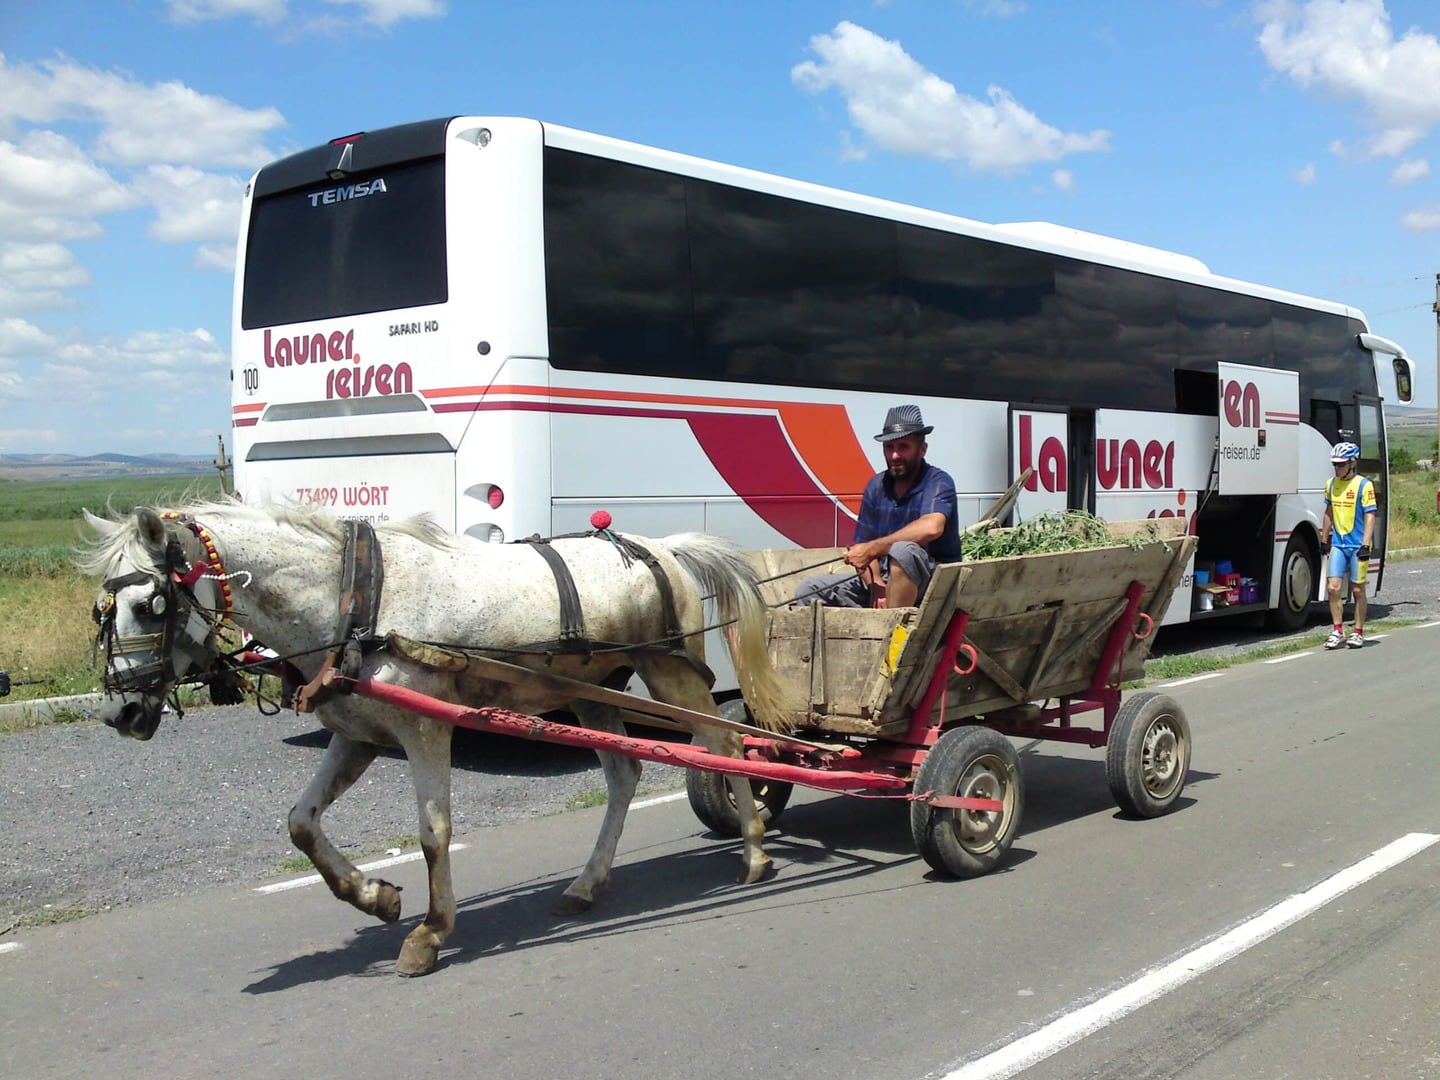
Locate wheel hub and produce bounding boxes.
[1142,722,1181,795]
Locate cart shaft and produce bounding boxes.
[347,678,909,793]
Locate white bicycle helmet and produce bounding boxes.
[1330,441,1360,464]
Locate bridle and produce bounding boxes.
[92,514,238,703]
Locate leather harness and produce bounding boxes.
[294,520,385,712]
[293,523,707,712]
[516,529,685,656]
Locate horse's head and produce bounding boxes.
[84,507,229,740]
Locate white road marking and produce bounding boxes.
[0,941,22,956]
[1263,652,1311,664]
[632,791,687,810]
[255,843,469,894]
[1157,672,1226,687]
[939,831,1440,1080]
[255,792,689,897]
[1419,621,1440,629]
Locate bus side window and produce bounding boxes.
[1173,368,1218,415]
[1309,399,1342,445]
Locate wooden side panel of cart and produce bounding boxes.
[750,521,1195,737]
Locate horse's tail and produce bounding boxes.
[661,532,793,733]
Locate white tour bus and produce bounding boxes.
[231,116,1415,631]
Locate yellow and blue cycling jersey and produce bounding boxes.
[1325,475,1375,548]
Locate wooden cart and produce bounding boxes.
[684,519,1196,877]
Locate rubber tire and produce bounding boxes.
[1267,532,1317,631]
[685,698,793,837]
[909,725,1023,879]
[1105,691,1191,818]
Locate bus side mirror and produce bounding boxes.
[1393,357,1413,403]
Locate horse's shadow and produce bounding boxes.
[242,753,1214,991]
[243,799,924,991]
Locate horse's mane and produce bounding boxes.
[77,497,460,576]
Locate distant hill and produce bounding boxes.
[0,452,219,482]
[1385,404,1438,429]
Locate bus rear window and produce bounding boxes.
[241,157,447,329]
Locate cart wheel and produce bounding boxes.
[1105,691,1191,818]
[909,725,1023,879]
[685,698,793,837]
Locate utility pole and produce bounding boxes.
[214,433,233,497]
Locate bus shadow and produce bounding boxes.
[282,723,603,777]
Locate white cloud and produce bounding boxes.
[1294,161,1317,184]
[0,131,138,243]
[0,426,61,446]
[0,55,283,314]
[1400,204,1440,230]
[195,243,237,271]
[0,315,58,356]
[962,0,1027,15]
[1052,168,1074,191]
[0,242,90,315]
[792,21,1110,173]
[0,55,286,169]
[1255,0,1440,159]
[131,166,246,245]
[1390,158,1429,184]
[167,0,288,21]
[170,0,446,31]
[323,0,446,29]
[0,320,228,414]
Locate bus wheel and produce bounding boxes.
[685,698,792,836]
[1267,532,1316,632]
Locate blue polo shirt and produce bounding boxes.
[853,461,962,561]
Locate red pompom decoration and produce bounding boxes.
[590,509,613,530]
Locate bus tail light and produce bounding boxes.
[464,523,505,544]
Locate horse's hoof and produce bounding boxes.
[738,856,773,885]
[373,880,403,923]
[553,892,593,917]
[396,936,438,977]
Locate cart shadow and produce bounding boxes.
[1016,748,1215,833]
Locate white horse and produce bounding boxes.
[80,500,790,977]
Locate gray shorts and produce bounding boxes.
[792,540,938,607]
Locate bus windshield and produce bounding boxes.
[240,156,448,329]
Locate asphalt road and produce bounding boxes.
[2,559,1439,1079]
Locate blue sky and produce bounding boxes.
[1,0,1437,457]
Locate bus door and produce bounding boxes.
[1010,406,1068,522]
[1355,394,1388,592]
[1216,362,1299,496]
[1068,409,1096,513]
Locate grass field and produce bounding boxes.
[0,470,1436,704]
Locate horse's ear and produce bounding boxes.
[82,508,118,539]
[136,508,168,554]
